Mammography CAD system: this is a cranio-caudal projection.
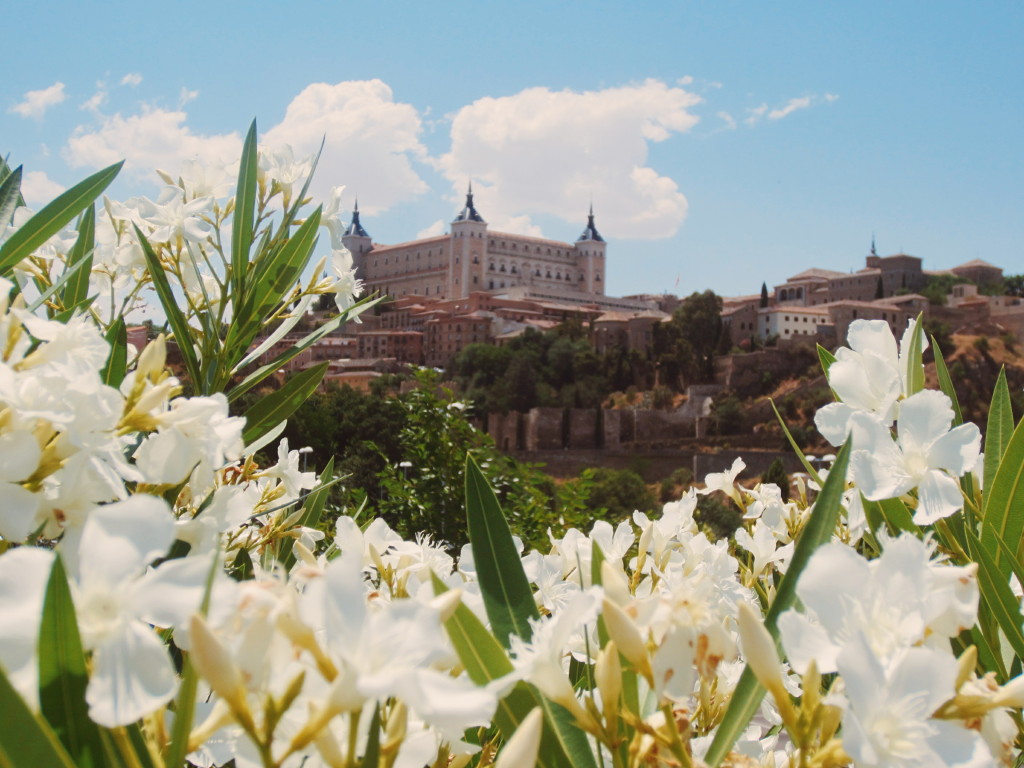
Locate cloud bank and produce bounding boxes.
[11,82,67,120]
[434,79,701,239]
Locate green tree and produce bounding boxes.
[663,290,724,384]
[585,467,657,520]
[760,282,769,309]
[1005,274,1024,297]
[761,457,790,502]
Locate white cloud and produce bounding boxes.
[21,171,66,204]
[178,87,198,107]
[80,89,108,113]
[10,82,67,119]
[768,96,812,121]
[746,93,836,126]
[121,73,143,87]
[263,80,429,215]
[745,103,769,126]
[717,111,737,130]
[416,220,446,239]
[64,107,243,180]
[433,79,700,239]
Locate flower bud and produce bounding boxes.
[137,334,167,382]
[496,708,543,768]
[189,614,249,717]
[602,598,651,681]
[601,560,630,606]
[595,641,622,724]
[736,602,785,698]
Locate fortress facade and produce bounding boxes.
[341,186,608,303]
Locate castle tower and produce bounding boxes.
[451,183,488,295]
[342,200,373,280]
[575,205,606,294]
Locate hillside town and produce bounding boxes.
[248,189,1023,397]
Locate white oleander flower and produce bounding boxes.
[837,634,990,768]
[849,389,980,525]
[68,496,210,726]
[778,534,978,675]
[0,547,56,711]
[815,319,926,445]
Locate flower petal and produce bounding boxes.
[77,495,175,585]
[913,470,965,525]
[928,423,982,476]
[0,548,55,711]
[897,390,954,451]
[86,621,178,727]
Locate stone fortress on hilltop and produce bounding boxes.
[342,185,633,309]
[241,192,1020,399]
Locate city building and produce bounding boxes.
[342,185,608,305]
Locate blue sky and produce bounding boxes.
[3,0,1021,298]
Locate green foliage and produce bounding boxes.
[450,329,613,413]
[920,272,970,306]
[705,444,851,766]
[695,494,743,540]
[1005,273,1024,297]
[761,458,790,502]
[584,467,656,520]
[923,318,952,354]
[710,390,744,434]
[655,290,725,386]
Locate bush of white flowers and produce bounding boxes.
[1,123,1023,768]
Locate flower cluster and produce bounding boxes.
[0,146,1021,768]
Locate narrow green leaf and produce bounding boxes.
[137,226,202,388]
[466,455,539,647]
[863,496,920,536]
[231,120,259,305]
[240,361,328,445]
[61,205,96,312]
[931,336,964,427]
[101,318,128,388]
[705,442,851,767]
[431,573,515,682]
[904,313,926,395]
[816,344,836,377]
[980,414,1024,579]
[26,256,92,315]
[38,556,112,768]
[0,162,122,274]
[966,530,1024,666]
[227,297,379,401]
[0,665,77,768]
[984,367,1014,510]
[431,575,590,768]
[531,694,598,768]
[0,165,23,230]
[226,209,322,360]
[970,624,1008,681]
[770,400,823,486]
[279,457,336,569]
[229,548,255,582]
[240,205,317,319]
[360,703,381,768]
[932,336,979,505]
[164,551,221,768]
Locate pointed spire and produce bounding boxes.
[577,204,605,243]
[344,198,370,238]
[453,181,485,223]
[870,234,877,257]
